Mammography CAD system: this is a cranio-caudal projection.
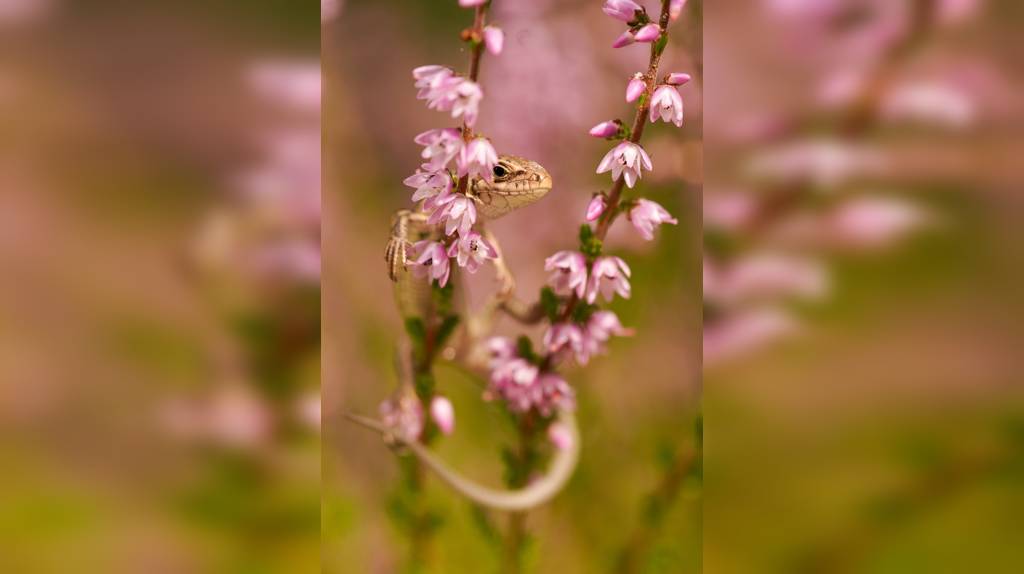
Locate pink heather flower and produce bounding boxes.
[457,137,498,181]
[703,308,797,367]
[586,255,631,303]
[704,191,757,231]
[249,239,322,282]
[447,230,497,273]
[428,193,478,236]
[249,61,322,112]
[587,310,632,341]
[634,23,661,42]
[413,65,454,99]
[544,251,588,298]
[829,196,927,249]
[487,336,517,363]
[669,0,686,21]
[449,79,483,126]
[626,73,646,102]
[612,30,636,48]
[404,170,453,210]
[666,72,692,86]
[380,393,424,441]
[629,198,678,240]
[430,396,455,435]
[483,26,504,55]
[708,253,827,305]
[649,85,684,127]
[580,310,633,362]
[489,362,574,416]
[589,120,621,138]
[548,422,573,451]
[602,0,643,22]
[596,141,653,188]
[415,128,463,171]
[459,0,487,6]
[543,323,586,359]
[492,357,539,388]
[411,240,452,287]
[586,195,608,222]
[421,76,484,127]
[881,82,975,129]
[747,139,885,188]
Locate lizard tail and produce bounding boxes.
[346,409,580,512]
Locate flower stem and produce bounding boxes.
[456,3,491,196]
[594,0,672,241]
[503,414,539,574]
[544,0,675,339]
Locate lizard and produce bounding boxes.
[347,154,581,512]
[385,155,553,344]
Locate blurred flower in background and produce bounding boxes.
[0,0,320,571]
[704,1,1024,572]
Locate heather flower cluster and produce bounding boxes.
[484,337,575,417]
[475,0,688,423]
[379,0,509,440]
[401,15,509,289]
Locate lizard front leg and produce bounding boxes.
[481,225,515,298]
[385,209,429,282]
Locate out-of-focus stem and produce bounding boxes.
[615,441,699,574]
[503,414,539,574]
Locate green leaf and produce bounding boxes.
[403,318,426,345]
[578,223,594,244]
[539,287,560,322]
[435,315,461,349]
[413,372,435,403]
[654,31,669,55]
[516,336,537,363]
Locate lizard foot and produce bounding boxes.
[385,235,409,282]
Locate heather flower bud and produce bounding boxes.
[666,72,692,86]
[586,195,608,222]
[459,0,487,7]
[602,0,643,23]
[633,23,661,43]
[612,30,636,48]
[430,396,455,435]
[626,73,646,102]
[548,422,573,451]
[588,120,621,138]
[483,25,504,55]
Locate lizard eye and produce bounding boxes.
[492,165,508,178]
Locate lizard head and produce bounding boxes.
[472,155,553,220]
